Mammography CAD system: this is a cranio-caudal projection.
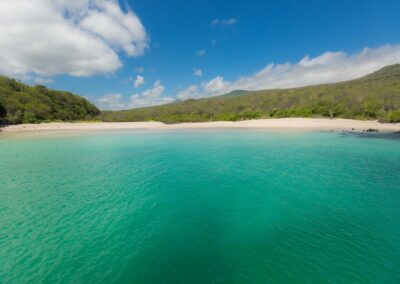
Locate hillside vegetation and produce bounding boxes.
[1,65,399,125]
[0,76,100,125]
[101,64,400,123]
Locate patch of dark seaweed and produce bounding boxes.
[340,131,400,141]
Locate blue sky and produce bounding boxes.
[1,0,400,109]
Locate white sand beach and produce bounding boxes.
[1,118,400,133]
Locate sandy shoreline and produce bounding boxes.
[1,118,400,133]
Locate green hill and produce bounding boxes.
[101,64,400,123]
[1,64,399,126]
[0,76,100,125]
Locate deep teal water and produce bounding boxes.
[1,130,399,283]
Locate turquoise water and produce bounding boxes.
[1,130,399,283]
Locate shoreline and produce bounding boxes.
[1,118,400,133]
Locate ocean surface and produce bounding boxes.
[1,130,399,283]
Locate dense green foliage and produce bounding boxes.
[0,76,100,124]
[101,64,400,123]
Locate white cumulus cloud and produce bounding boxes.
[131,80,174,108]
[96,80,175,110]
[134,75,145,88]
[178,44,400,100]
[95,93,127,110]
[0,0,149,77]
[34,77,54,85]
[135,66,145,73]
[197,49,206,57]
[193,68,203,77]
[211,18,237,26]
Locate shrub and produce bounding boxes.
[384,109,400,123]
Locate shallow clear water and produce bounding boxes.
[1,130,399,283]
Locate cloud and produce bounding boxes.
[96,80,175,110]
[79,1,148,57]
[0,0,149,77]
[211,18,237,26]
[197,49,206,56]
[131,80,175,108]
[178,44,400,100]
[176,85,199,100]
[135,66,145,73]
[193,68,203,77]
[95,93,127,110]
[34,77,54,85]
[134,75,145,88]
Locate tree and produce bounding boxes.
[0,101,6,124]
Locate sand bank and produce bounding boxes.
[1,118,400,133]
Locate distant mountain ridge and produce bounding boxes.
[360,64,400,80]
[101,64,400,123]
[0,76,100,125]
[222,90,252,97]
